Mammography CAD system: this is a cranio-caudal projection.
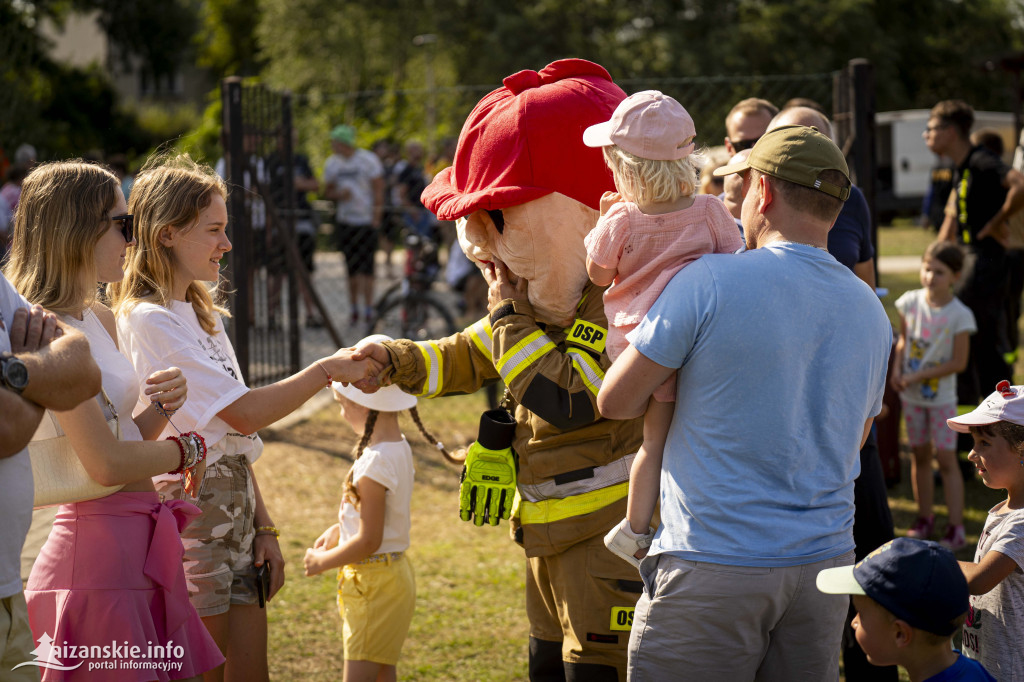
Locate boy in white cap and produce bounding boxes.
[817,537,994,681]
[582,90,743,566]
[947,380,1024,681]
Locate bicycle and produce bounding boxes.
[370,231,458,341]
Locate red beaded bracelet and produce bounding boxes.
[167,435,187,475]
[166,432,208,475]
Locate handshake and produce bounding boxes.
[317,338,394,393]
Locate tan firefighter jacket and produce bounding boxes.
[381,282,644,557]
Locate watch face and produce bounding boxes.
[3,356,28,391]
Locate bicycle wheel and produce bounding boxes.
[370,292,458,341]
[371,281,403,317]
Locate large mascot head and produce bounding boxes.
[422,59,626,327]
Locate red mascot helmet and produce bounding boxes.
[422,59,626,221]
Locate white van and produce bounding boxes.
[875,109,1015,219]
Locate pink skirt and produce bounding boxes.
[24,492,224,681]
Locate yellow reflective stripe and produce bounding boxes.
[414,341,443,397]
[566,349,604,397]
[496,330,555,385]
[519,481,628,525]
[959,170,970,243]
[469,318,493,358]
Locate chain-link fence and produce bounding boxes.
[224,66,873,386]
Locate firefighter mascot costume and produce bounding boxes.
[355,59,644,681]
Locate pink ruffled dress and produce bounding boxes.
[23,308,223,681]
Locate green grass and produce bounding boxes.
[877,221,937,257]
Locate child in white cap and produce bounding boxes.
[947,380,1024,681]
[303,334,459,682]
[582,90,743,565]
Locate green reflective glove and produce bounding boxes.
[459,441,517,526]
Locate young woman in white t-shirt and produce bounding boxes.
[303,334,458,682]
[5,160,223,680]
[109,155,375,682]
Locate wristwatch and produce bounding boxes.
[0,352,29,394]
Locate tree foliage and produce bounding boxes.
[256,0,1024,138]
[81,0,197,83]
[0,0,202,160]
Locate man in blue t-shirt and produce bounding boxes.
[771,105,899,682]
[598,126,892,680]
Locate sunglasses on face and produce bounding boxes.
[729,137,761,152]
[109,214,134,243]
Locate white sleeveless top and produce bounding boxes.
[32,307,143,443]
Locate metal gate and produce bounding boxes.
[220,77,343,387]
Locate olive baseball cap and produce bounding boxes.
[714,124,851,200]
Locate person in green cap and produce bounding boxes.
[598,125,892,680]
[323,124,385,326]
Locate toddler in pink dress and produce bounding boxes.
[583,90,742,566]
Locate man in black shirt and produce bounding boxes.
[926,99,1024,402]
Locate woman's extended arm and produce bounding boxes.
[217,349,375,435]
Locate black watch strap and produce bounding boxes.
[0,352,29,395]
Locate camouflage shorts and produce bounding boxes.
[157,454,258,617]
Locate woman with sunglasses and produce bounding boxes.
[4,160,224,681]
[109,154,373,682]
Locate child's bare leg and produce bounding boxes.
[344,660,395,682]
[935,447,964,526]
[627,399,673,535]
[910,443,935,519]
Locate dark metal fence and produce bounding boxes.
[221,77,343,387]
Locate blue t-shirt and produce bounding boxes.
[828,185,874,270]
[629,242,892,567]
[925,652,996,681]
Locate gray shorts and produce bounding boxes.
[157,455,259,617]
[628,550,855,681]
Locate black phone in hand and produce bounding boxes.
[255,563,271,608]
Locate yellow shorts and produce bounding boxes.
[338,554,415,665]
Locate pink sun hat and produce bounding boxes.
[583,90,696,161]
[947,380,1024,433]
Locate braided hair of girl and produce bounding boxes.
[408,406,463,465]
[342,410,379,508]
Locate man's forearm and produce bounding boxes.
[0,389,44,457]
[19,326,101,411]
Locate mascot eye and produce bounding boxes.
[486,209,505,234]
